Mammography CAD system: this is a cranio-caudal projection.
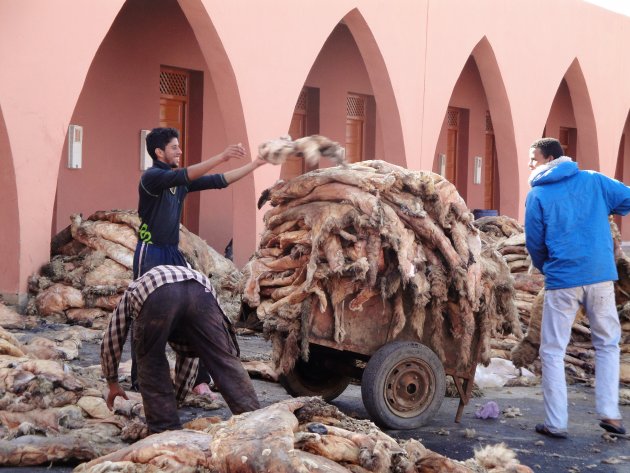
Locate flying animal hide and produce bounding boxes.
[259,134,346,168]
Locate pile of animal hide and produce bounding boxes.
[0,325,149,467]
[75,396,533,473]
[0,301,37,330]
[25,209,242,327]
[243,160,522,376]
[475,216,630,384]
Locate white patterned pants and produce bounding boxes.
[540,281,622,433]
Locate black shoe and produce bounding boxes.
[535,423,568,438]
[599,421,626,435]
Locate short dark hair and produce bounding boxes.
[146,127,179,160]
[530,138,564,160]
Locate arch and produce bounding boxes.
[0,1,126,296]
[471,37,519,217]
[176,0,254,266]
[0,105,20,300]
[55,0,253,266]
[549,58,599,170]
[431,36,519,217]
[614,110,630,239]
[343,8,406,167]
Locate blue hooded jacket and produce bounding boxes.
[525,158,630,290]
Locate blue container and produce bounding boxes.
[472,209,499,220]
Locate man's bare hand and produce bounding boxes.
[253,155,268,167]
[106,381,129,410]
[221,144,246,162]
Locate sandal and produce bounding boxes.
[535,423,568,439]
[599,420,626,435]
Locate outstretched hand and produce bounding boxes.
[221,143,247,162]
[106,381,129,410]
[254,155,268,167]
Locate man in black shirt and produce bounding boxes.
[131,127,268,392]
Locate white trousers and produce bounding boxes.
[540,281,622,432]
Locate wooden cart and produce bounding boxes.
[278,293,481,430]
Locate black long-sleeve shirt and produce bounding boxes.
[137,160,228,245]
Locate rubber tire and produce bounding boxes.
[279,353,351,402]
[361,341,446,429]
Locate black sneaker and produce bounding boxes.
[535,423,568,439]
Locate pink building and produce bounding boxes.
[2,0,630,305]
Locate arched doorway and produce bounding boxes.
[543,59,599,170]
[280,9,406,181]
[615,110,630,240]
[0,105,20,303]
[55,0,246,260]
[432,38,518,215]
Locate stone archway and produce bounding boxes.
[344,8,406,168]
[545,58,599,171]
[54,0,253,266]
[177,0,260,265]
[0,105,20,303]
[432,37,519,217]
[471,37,519,217]
[0,1,125,297]
[614,110,630,239]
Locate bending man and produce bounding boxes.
[101,265,260,433]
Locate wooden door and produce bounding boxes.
[483,112,496,209]
[559,126,577,161]
[159,67,189,224]
[445,108,459,183]
[281,88,308,180]
[346,94,365,163]
[484,133,496,209]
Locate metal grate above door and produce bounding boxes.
[160,70,188,97]
[447,108,459,128]
[485,110,494,133]
[347,94,366,119]
[295,88,308,113]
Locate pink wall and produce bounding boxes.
[0,0,126,301]
[3,0,630,299]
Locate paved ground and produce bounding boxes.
[4,332,629,472]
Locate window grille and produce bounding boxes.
[295,88,308,113]
[160,70,188,97]
[347,95,366,119]
[447,108,459,128]
[485,111,494,133]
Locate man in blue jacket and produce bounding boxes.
[525,138,629,438]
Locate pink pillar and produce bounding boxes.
[0,1,125,299]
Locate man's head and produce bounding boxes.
[529,138,564,170]
[146,127,181,168]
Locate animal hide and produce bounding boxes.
[246,160,520,374]
[259,135,346,168]
[75,397,531,473]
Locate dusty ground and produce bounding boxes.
[3,329,630,473]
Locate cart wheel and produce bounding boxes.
[361,341,445,429]
[279,351,351,402]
